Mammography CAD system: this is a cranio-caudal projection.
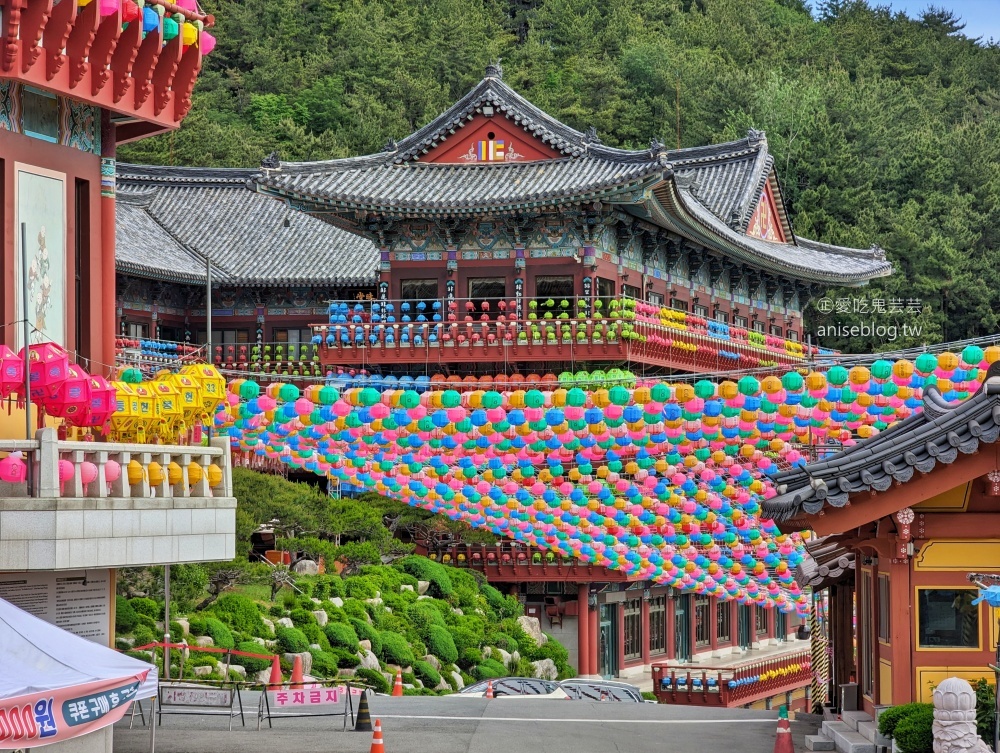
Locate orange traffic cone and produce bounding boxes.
[267,656,283,690]
[290,654,304,689]
[485,680,494,699]
[370,718,385,753]
[774,705,794,753]
[391,668,403,697]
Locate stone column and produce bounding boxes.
[100,112,117,376]
[577,583,590,677]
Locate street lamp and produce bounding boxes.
[967,572,1000,753]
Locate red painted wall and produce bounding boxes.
[422,114,562,164]
[1,130,111,373]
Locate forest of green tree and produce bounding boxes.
[121,0,1000,352]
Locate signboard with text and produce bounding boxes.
[0,570,112,646]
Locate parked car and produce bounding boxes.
[558,679,649,703]
[452,678,570,699]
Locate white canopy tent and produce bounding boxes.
[0,597,157,748]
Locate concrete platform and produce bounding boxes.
[806,734,836,750]
[822,720,876,753]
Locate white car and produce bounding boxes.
[453,678,570,699]
[558,679,650,703]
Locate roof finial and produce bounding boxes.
[485,58,503,80]
[746,128,766,145]
[870,243,886,261]
[382,138,398,153]
[261,151,281,169]
[581,126,601,145]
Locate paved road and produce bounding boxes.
[114,693,819,753]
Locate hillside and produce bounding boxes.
[116,470,569,692]
[119,0,1000,352]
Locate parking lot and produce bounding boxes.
[113,693,819,753]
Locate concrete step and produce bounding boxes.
[822,721,876,753]
[857,720,890,748]
[805,734,836,751]
[841,710,873,732]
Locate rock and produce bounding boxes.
[494,648,512,667]
[330,597,344,608]
[312,610,329,626]
[423,654,440,670]
[451,607,463,616]
[264,640,278,649]
[283,652,313,676]
[194,636,214,648]
[414,678,424,689]
[116,636,135,648]
[517,617,546,646]
[262,618,275,634]
[229,665,247,679]
[251,637,267,647]
[359,640,372,652]
[417,580,430,596]
[338,668,356,678]
[178,638,190,661]
[384,607,392,613]
[381,672,394,686]
[416,595,431,601]
[482,646,491,658]
[450,671,465,690]
[311,598,323,605]
[193,665,215,677]
[531,658,558,681]
[511,651,520,665]
[293,559,319,575]
[256,669,273,684]
[358,650,380,671]
[401,584,414,592]
[365,597,383,607]
[309,643,323,652]
[435,678,450,691]
[276,617,295,629]
[174,618,190,636]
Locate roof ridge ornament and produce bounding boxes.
[746,128,767,145]
[870,243,886,261]
[261,151,281,170]
[382,138,399,153]
[581,126,601,146]
[485,58,503,80]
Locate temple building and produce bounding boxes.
[765,363,1000,713]
[0,4,236,752]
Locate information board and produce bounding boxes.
[0,569,113,646]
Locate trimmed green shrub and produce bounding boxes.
[641,691,657,702]
[309,650,339,678]
[132,625,156,648]
[168,621,185,640]
[115,596,139,633]
[129,597,161,619]
[355,668,390,694]
[331,648,361,668]
[187,615,207,636]
[350,619,382,655]
[879,703,933,739]
[451,626,483,654]
[407,601,447,636]
[413,660,441,689]
[290,608,317,627]
[894,705,934,753]
[379,631,415,668]
[972,678,996,746]
[458,647,482,670]
[213,594,270,637]
[493,634,518,653]
[203,617,235,650]
[268,605,284,618]
[233,641,273,673]
[345,578,378,600]
[473,659,506,680]
[393,556,452,598]
[427,625,458,664]
[324,622,359,651]
[275,626,310,654]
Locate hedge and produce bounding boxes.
[355,668,391,694]
[879,703,933,739]
[393,556,452,598]
[894,706,934,753]
[427,625,459,664]
[350,619,382,655]
[331,648,361,668]
[379,631,415,668]
[473,658,507,680]
[129,597,160,619]
[308,650,339,678]
[203,618,235,650]
[275,626,310,654]
[413,660,441,689]
[115,596,139,633]
[213,594,271,637]
[232,641,274,673]
[324,622,360,651]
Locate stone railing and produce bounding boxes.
[0,429,236,570]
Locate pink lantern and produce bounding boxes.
[23,343,69,400]
[58,459,74,494]
[86,375,117,428]
[99,0,118,15]
[43,364,92,421]
[0,453,27,483]
[0,345,24,399]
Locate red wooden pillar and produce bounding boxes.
[616,602,625,674]
[641,597,651,666]
[99,112,116,376]
[589,604,599,676]
[577,583,590,677]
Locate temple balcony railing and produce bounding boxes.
[0,429,236,571]
[0,0,216,137]
[414,540,638,583]
[651,647,812,707]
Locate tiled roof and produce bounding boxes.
[796,536,855,589]
[255,70,891,286]
[115,164,378,287]
[763,362,1000,523]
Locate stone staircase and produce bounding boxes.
[805,710,891,753]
